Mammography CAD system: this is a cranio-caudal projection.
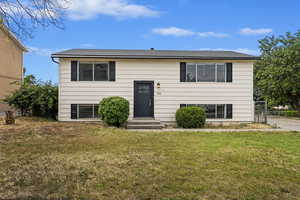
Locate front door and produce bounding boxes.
[134,81,154,118]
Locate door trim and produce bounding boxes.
[134,81,154,118]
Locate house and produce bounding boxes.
[51,49,258,125]
[0,24,27,112]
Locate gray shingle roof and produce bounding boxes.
[51,49,259,60]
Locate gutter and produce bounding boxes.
[51,56,59,64]
[51,55,260,61]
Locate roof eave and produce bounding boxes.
[51,54,260,60]
[0,24,28,52]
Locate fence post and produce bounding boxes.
[5,111,15,125]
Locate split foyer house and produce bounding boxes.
[0,24,27,112]
[51,49,258,124]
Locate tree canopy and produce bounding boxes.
[0,0,68,39]
[255,30,300,113]
[4,75,58,119]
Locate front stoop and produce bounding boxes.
[126,118,164,129]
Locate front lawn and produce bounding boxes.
[1,118,300,200]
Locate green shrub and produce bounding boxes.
[99,96,129,127]
[176,106,206,128]
[280,110,299,117]
[4,75,58,119]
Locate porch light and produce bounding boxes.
[157,82,161,88]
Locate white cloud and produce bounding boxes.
[199,48,260,56]
[81,43,95,48]
[197,32,229,38]
[28,47,54,56]
[152,27,195,37]
[64,0,159,20]
[152,27,229,38]
[28,46,67,56]
[240,28,273,35]
[233,48,260,55]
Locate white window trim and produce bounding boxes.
[78,62,109,81]
[186,63,227,83]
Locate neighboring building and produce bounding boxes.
[51,49,258,124]
[0,24,27,112]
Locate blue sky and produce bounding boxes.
[24,0,300,83]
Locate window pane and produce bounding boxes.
[79,104,93,118]
[217,104,225,118]
[197,64,215,82]
[180,104,187,108]
[186,64,196,82]
[217,64,226,82]
[198,104,207,112]
[79,63,93,81]
[94,104,100,118]
[94,63,108,81]
[206,104,216,118]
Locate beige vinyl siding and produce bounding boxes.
[0,26,24,111]
[58,58,254,122]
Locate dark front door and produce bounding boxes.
[134,81,154,118]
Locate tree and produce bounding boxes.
[4,75,58,119]
[0,0,68,39]
[255,30,300,114]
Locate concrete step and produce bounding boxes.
[126,118,164,129]
[127,124,163,129]
[128,120,161,125]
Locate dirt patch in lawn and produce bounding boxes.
[0,117,103,143]
[204,122,272,129]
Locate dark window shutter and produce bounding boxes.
[109,61,116,81]
[71,61,78,81]
[226,63,232,82]
[226,104,233,119]
[71,104,78,119]
[180,62,186,82]
[180,104,187,108]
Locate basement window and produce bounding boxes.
[77,104,99,119]
[179,104,231,119]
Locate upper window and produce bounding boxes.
[79,62,109,81]
[71,61,115,82]
[186,63,227,82]
[94,63,109,81]
[79,63,93,81]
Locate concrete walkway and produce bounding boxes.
[267,115,300,131]
[128,128,290,132]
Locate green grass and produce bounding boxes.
[1,118,300,200]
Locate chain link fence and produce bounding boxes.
[255,101,268,123]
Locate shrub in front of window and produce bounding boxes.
[176,106,206,128]
[99,96,129,127]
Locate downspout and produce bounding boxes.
[51,56,59,64]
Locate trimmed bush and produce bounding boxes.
[280,110,299,117]
[99,96,129,127]
[176,106,206,128]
